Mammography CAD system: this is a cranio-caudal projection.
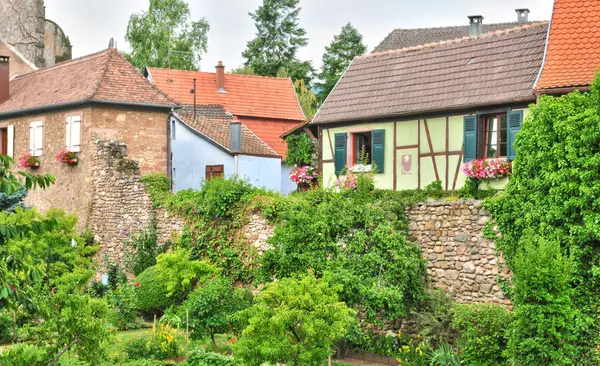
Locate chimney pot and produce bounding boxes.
[0,56,9,105]
[230,122,242,153]
[468,15,484,37]
[216,61,226,94]
[516,8,530,23]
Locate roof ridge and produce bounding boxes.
[389,20,533,33]
[366,22,548,59]
[89,49,113,100]
[12,48,112,82]
[148,66,291,81]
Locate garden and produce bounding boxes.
[3,78,600,365]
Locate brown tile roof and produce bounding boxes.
[0,48,175,116]
[146,67,306,121]
[373,21,537,53]
[176,106,278,158]
[313,23,548,125]
[536,0,600,90]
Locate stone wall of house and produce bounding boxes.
[88,138,183,272]
[407,200,508,303]
[0,0,46,67]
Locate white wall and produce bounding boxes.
[281,163,297,195]
[237,154,283,192]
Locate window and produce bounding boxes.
[29,121,43,157]
[483,114,507,158]
[353,132,372,164]
[333,129,385,175]
[0,128,7,156]
[171,119,176,140]
[205,165,224,181]
[65,116,81,152]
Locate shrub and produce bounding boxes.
[0,343,48,366]
[124,215,167,276]
[185,348,235,366]
[416,290,458,346]
[125,324,183,361]
[424,180,444,200]
[506,237,578,365]
[0,310,11,340]
[106,280,141,330]
[232,272,355,366]
[284,133,314,166]
[427,344,462,366]
[135,266,170,313]
[452,303,512,366]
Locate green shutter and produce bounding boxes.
[334,133,347,175]
[507,110,523,162]
[372,129,385,173]
[463,115,478,162]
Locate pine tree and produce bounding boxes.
[0,188,27,213]
[317,23,367,102]
[242,0,314,86]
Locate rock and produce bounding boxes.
[455,232,469,242]
[463,262,476,274]
[444,270,459,280]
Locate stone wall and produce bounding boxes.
[0,0,46,67]
[407,200,508,303]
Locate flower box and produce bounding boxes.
[18,154,40,169]
[461,158,511,179]
[55,149,79,166]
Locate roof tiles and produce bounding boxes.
[536,0,600,90]
[313,23,548,125]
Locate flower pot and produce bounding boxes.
[30,161,40,169]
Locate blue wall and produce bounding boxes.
[171,117,297,194]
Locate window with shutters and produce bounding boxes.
[65,116,81,152]
[29,121,43,157]
[205,165,224,181]
[463,111,522,163]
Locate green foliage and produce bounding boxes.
[125,324,183,360]
[135,266,170,313]
[284,132,315,166]
[185,347,235,366]
[124,0,210,71]
[427,344,462,366]
[242,0,313,86]
[232,272,355,366]
[107,280,141,330]
[0,188,27,213]
[416,290,458,347]
[506,237,578,365]
[485,74,600,362]
[0,309,11,339]
[260,188,428,321]
[140,174,171,207]
[0,343,49,366]
[424,181,444,200]
[451,303,512,366]
[316,23,367,102]
[294,79,318,118]
[124,215,167,276]
[179,275,251,348]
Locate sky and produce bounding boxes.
[45,0,554,73]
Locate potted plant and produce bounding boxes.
[55,149,79,166]
[289,165,319,191]
[461,158,512,180]
[18,154,40,169]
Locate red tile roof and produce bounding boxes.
[176,106,278,158]
[536,0,600,90]
[0,48,175,116]
[146,67,306,121]
[237,117,300,157]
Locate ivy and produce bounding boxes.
[284,133,314,166]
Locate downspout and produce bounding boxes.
[234,155,239,175]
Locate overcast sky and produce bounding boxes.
[45,0,553,73]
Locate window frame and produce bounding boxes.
[478,113,508,159]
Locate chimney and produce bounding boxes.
[516,8,530,23]
[468,15,484,37]
[230,121,241,153]
[216,61,226,94]
[0,56,9,104]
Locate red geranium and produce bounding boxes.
[55,149,79,166]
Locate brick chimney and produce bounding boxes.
[216,61,226,94]
[516,8,530,22]
[0,56,9,104]
[468,15,484,38]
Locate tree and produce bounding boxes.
[232,272,355,366]
[293,79,318,119]
[242,0,314,85]
[124,0,210,71]
[317,23,367,102]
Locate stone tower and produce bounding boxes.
[0,0,72,68]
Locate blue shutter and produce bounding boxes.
[334,133,347,175]
[463,115,478,162]
[372,129,385,173]
[507,110,523,162]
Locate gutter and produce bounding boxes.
[533,1,554,90]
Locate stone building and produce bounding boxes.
[0,0,72,69]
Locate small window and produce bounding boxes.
[481,114,507,158]
[66,116,81,152]
[0,128,7,156]
[29,121,43,157]
[205,165,224,181]
[352,132,372,165]
[171,119,176,140]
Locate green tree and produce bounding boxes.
[316,23,367,102]
[293,79,317,118]
[0,188,27,213]
[232,272,355,366]
[124,0,210,71]
[242,0,314,85]
[284,132,315,166]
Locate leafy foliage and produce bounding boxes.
[293,79,317,118]
[416,290,458,347]
[232,272,355,366]
[124,0,210,71]
[485,74,600,363]
[125,324,183,360]
[451,303,512,366]
[185,347,235,366]
[242,0,313,86]
[0,188,27,213]
[284,132,315,166]
[106,279,141,330]
[316,23,367,102]
[124,214,167,276]
[426,343,462,366]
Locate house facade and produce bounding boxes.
[313,19,547,191]
[146,63,306,194]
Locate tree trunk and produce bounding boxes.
[211,333,216,351]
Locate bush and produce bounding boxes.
[284,133,314,166]
[135,266,170,313]
[0,310,11,340]
[506,237,578,365]
[427,344,462,366]
[106,280,141,330]
[125,324,183,361]
[0,343,49,366]
[451,303,512,366]
[185,348,235,366]
[232,272,355,366]
[124,214,167,276]
[416,290,458,346]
